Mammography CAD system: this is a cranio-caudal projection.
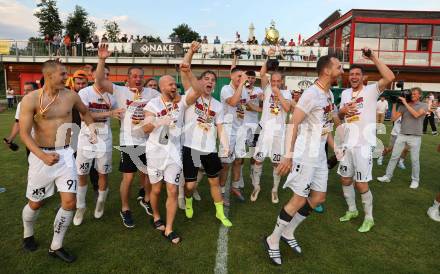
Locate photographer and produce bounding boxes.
[378,87,428,189]
[423,93,438,135]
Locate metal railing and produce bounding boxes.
[0,40,350,63]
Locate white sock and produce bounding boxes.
[250,164,255,184]
[281,213,306,239]
[178,182,184,199]
[76,184,88,209]
[433,200,440,210]
[51,208,74,250]
[232,180,240,189]
[22,204,40,238]
[221,186,226,194]
[342,184,357,212]
[268,211,292,249]
[399,158,405,163]
[97,188,109,202]
[272,170,281,193]
[238,166,244,188]
[361,190,373,220]
[253,164,263,187]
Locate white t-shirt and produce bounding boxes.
[340,84,381,148]
[293,85,334,167]
[113,85,160,146]
[391,116,402,136]
[220,84,249,136]
[144,95,188,165]
[376,100,388,113]
[183,96,223,153]
[259,86,291,136]
[244,86,263,125]
[78,86,116,138]
[6,89,14,99]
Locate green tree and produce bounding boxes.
[34,0,63,37]
[104,20,121,42]
[169,24,200,43]
[65,5,96,42]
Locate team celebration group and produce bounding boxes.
[7,41,440,265]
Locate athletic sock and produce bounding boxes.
[342,184,357,212]
[250,164,255,184]
[268,208,293,250]
[76,184,88,209]
[22,204,40,238]
[214,201,226,219]
[361,190,374,220]
[232,180,240,189]
[253,164,263,187]
[97,188,109,203]
[178,183,184,199]
[399,158,405,164]
[433,200,440,210]
[238,165,244,188]
[282,213,306,239]
[272,169,281,193]
[221,186,226,194]
[50,208,74,250]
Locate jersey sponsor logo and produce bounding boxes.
[88,102,111,110]
[194,101,216,124]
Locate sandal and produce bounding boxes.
[152,219,165,232]
[162,231,181,245]
[262,236,282,265]
[280,236,302,254]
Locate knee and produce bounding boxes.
[62,199,76,210]
[167,185,178,197]
[310,195,326,206]
[341,177,352,186]
[185,182,196,192]
[151,185,161,196]
[122,173,134,183]
[28,200,42,210]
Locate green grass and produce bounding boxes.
[0,108,439,274]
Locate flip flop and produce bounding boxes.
[162,231,181,245]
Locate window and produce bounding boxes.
[342,24,351,39]
[434,25,440,41]
[433,41,440,52]
[380,39,404,51]
[407,39,430,51]
[355,23,380,38]
[407,25,432,39]
[354,37,379,50]
[380,24,405,38]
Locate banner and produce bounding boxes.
[0,40,11,55]
[132,43,183,55]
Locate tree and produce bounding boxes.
[65,5,96,42]
[104,20,121,42]
[34,0,63,37]
[169,24,200,43]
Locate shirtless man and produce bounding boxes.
[19,60,96,263]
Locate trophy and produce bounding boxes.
[265,20,280,71]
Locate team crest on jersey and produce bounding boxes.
[194,101,215,124]
[236,98,246,119]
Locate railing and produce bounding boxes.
[0,40,350,63]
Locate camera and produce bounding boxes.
[391,89,412,103]
[362,48,372,58]
[244,80,251,88]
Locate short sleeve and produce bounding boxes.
[397,105,404,113]
[78,88,89,105]
[220,86,233,104]
[144,101,157,115]
[295,90,317,114]
[422,103,429,112]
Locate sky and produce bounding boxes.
[1,0,439,42]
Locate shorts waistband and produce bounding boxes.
[39,145,70,151]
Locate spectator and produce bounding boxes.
[6,86,14,109]
[235,32,243,44]
[121,34,128,43]
[141,35,147,43]
[73,33,81,56]
[136,35,141,42]
[101,34,108,43]
[202,35,208,44]
[378,87,429,189]
[288,39,296,46]
[63,34,71,55]
[214,36,221,44]
[92,34,100,48]
[279,38,286,46]
[52,33,61,56]
[423,93,438,135]
[376,95,389,124]
[313,39,320,47]
[85,38,94,55]
[128,35,135,43]
[144,78,159,90]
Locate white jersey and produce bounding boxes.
[78,86,116,138]
[340,83,381,148]
[244,86,263,125]
[259,86,291,136]
[220,84,249,136]
[113,85,160,146]
[183,96,223,153]
[293,85,334,167]
[144,95,188,165]
[391,116,402,136]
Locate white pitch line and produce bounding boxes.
[214,173,231,274]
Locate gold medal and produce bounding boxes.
[33,112,43,123]
[34,88,59,123]
[273,107,279,114]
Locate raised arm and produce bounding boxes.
[225,74,248,107]
[273,87,290,112]
[363,47,395,92]
[260,48,275,89]
[231,53,237,71]
[96,44,115,93]
[181,41,204,105]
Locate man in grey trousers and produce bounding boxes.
[377,87,428,189]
